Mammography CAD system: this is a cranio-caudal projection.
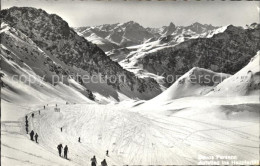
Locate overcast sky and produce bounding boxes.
[2,0,260,28]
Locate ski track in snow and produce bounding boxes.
[1,102,257,165]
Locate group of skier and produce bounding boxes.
[25,104,110,165]
[29,130,38,143]
[25,113,39,143]
[91,155,108,166]
[57,144,69,159]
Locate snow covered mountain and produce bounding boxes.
[74,21,219,52]
[208,51,260,96]
[0,7,162,103]
[148,67,230,102]
[138,24,260,75]
[144,51,260,105]
[112,24,259,87]
[74,21,155,51]
[136,51,260,115]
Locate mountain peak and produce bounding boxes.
[192,22,202,26]
[169,22,175,27]
[246,23,260,29]
[123,21,140,26]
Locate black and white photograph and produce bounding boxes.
[0,0,260,165]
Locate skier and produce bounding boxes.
[91,156,97,166]
[101,159,108,166]
[30,130,34,141]
[32,113,34,118]
[106,150,109,157]
[61,127,62,132]
[57,144,63,157]
[35,133,38,143]
[25,117,28,128]
[39,110,40,115]
[25,123,29,134]
[78,137,81,143]
[44,105,45,109]
[64,145,68,159]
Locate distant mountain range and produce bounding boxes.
[75,22,259,87]
[74,21,220,52]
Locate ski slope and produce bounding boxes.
[2,96,259,165]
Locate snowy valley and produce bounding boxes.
[1,6,260,166]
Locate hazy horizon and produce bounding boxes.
[2,0,260,28]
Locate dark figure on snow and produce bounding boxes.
[61,127,62,132]
[25,123,29,134]
[106,150,109,156]
[101,159,108,166]
[57,144,63,157]
[35,133,38,143]
[26,126,29,134]
[78,137,80,143]
[91,156,97,166]
[30,130,34,141]
[44,105,45,109]
[64,145,68,159]
[39,110,40,115]
[32,113,34,118]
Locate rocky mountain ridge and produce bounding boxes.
[138,24,260,82]
[0,7,162,102]
[74,21,220,52]
[109,23,259,87]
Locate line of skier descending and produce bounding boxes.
[24,103,109,166]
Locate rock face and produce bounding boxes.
[136,24,260,86]
[0,7,162,101]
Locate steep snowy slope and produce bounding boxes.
[0,7,162,101]
[0,22,99,103]
[136,52,260,113]
[148,67,230,102]
[208,51,260,96]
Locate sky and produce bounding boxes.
[2,0,260,28]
